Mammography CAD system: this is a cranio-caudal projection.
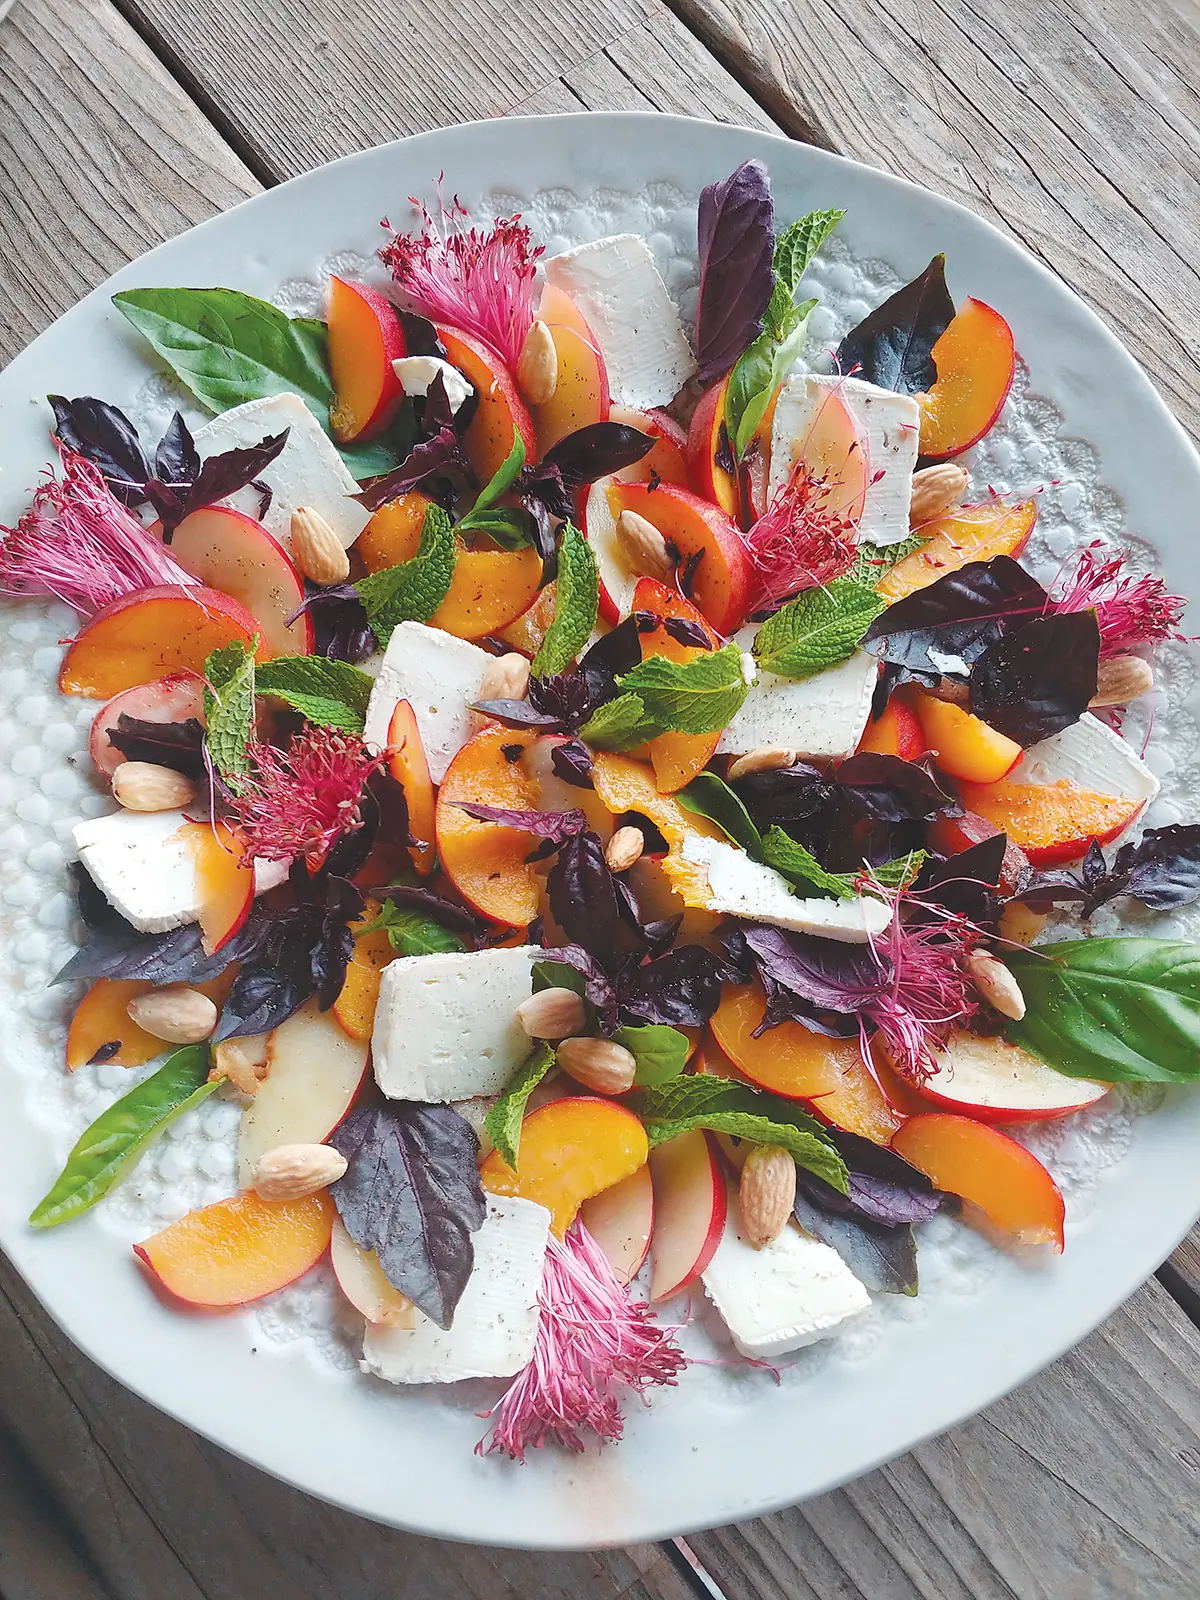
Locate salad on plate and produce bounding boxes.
[6,157,1200,1463]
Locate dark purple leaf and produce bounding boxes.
[663,616,714,650]
[397,311,444,357]
[517,459,574,524]
[1081,837,1108,890]
[805,1130,942,1225]
[792,1192,919,1295]
[1109,825,1200,911]
[419,369,458,439]
[715,420,735,476]
[154,413,200,486]
[54,865,236,987]
[861,556,1048,682]
[330,1101,486,1328]
[617,944,743,1028]
[912,834,1007,924]
[550,739,594,788]
[969,611,1100,744]
[835,255,956,394]
[695,159,775,384]
[528,669,598,731]
[738,924,887,1016]
[374,883,487,935]
[172,429,290,535]
[106,714,207,779]
[48,395,150,504]
[732,762,835,830]
[679,548,705,600]
[837,752,959,823]
[578,614,644,705]
[547,831,622,964]
[355,425,469,513]
[540,422,656,491]
[470,699,561,730]
[1006,863,1094,912]
[288,581,375,664]
[250,478,274,519]
[613,876,682,954]
[536,944,619,1034]
[87,1040,123,1065]
[453,802,588,841]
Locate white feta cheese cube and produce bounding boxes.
[702,1188,870,1359]
[362,1195,550,1383]
[544,234,697,409]
[192,392,369,550]
[391,355,473,414]
[769,374,920,547]
[718,636,877,762]
[675,835,890,942]
[1007,712,1159,806]
[372,944,542,1102]
[362,621,493,783]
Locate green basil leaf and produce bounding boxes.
[753,580,885,680]
[358,899,466,958]
[678,771,763,857]
[203,638,257,785]
[255,656,374,733]
[724,331,775,463]
[1003,938,1200,1083]
[732,303,815,459]
[356,504,457,646]
[30,1047,215,1228]
[458,430,526,532]
[531,523,599,678]
[615,641,750,735]
[485,1042,556,1170]
[616,1024,691,1086]
[336,400,421,481]
[457,507,536,550]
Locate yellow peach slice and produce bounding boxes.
[480,1097,649,1236]
[134,1190,335,1307]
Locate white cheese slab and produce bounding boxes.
[717,634,878,762]
[362,1195,550,1383]
[192,392,369,551]
[362,621,493,783]
[372,944,542,1102]
[677,835,890,942]
[769,374,920,547]
[544,234,696,409]
[702,1187,870,1359]
[1007,712,1160,805]
[391,355,473,414]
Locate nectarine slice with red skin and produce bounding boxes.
[496,582,558,657]
[330,1217,414,1327]
[435,726,541,927]
[135,1190,335,1307]
[855,694,926,761]
[386,699,436,876]
[327,276,406,443]
[919,299,1016,460]
[436,325,536,486]
[89,671,206,778]
[686,378,740,519]
[913,1033,1109,1124]
[610,480,752,635]
[609,405,689,486]
[891,1113,1065,1250]
[333,903,396,1042]
[480,1097,649,1236]
[632,575,722,794]
[807,1050,907,1145]
[956,776,1142,866]
[710,984,849,1100]
[181,820,255,954]
[533,283,611,453]
[67,979,162,1070]
[168,506,313,657]
[926,809,1031,894]
[913,692,1022,784]
[647,1129,727,1301]
[877,499,1037,603]
[60,585,268,699]
[580,1165,655,1286]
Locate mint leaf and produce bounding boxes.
[532,523,599,678]
[870,851,928,890]
[617,642,749,735]
[753,580,884,679]
[678,771,763,856]
[255,656,374,732]
[485,1042,556,1169]
[849,534,927,587]
[358,899,466,958]
[760,827,856,900]
[579,691,654,752]
[764,209,844,340]
[356,503,457,645]
[616,1024,690,1086]
[203,639,256,785]
[458,430,526,534]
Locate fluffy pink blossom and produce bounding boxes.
[230,727,386,868]
[737,461,859,615]
[1050,541,1187,658]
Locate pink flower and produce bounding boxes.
[477,1219,686,1462]
[0,447,194,615]
[229,727,386,868]
[1050,541,1187,658]
[380,197,543,374]
[737,460,859,615]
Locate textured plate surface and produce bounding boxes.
[1,113,1200,1548]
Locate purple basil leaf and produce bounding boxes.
[1081,837,1108,891]
[54,866,236,988]
[470,699,562,730]
[453,802,588,841]
[289,581,375,664]
[969,611,1100,745]
[538,943,619,1034]
[548,831,622,965]
[527,669,597,730]
[48,395,150,504]
[836,255,956,395]
[517,460,575,524]
[792,1192,919,1295]
[739,925,887,1015]
[578,615,644,706]
[330,1101,486,1329]
[419,369,458,440]
[397,311,444,357]
[1006,863,1092,911]
[1108,825,1200,911]
[251,478,274,519]
[143,477,187,534]
[732,762,836,829]
[695,159,775,384]
[355,425,469,512]
[613,876,682,955]
[663,616,714,650]
[106,713,207,779]
[837,752,959,823]
[181,429,291,528]
[820,1130,942,1224]
[154,412,200,486]
[550,739,594,788]
[911,834,1008,923]
[617,944,743,1028]
[541,422,656,489]
[375,883,487,935]
[861,556,1048,682]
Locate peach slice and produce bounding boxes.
[435,726,541,927]
[855,695,926,761]
[135,1190,335,1307]
[357,489,433,572]
[60,585,267,699]
[480,1097,649,1236]
[330,1216,414,1327]
[632,575,723,794]
[168,505,312,657]
[580,1165,655,1286]
[783,383,870,525]
[685,378,740,519]
[332,903,396,1042]
[532,282,611,454]
[914,1032,1109,1124]
[327,276,406,443]
[610,481,752,635]
[913,693,1022,784]
[496,582,558,657]
[926,809,1031,894]
[647,1129,727,1301]
[66,971,234,1071]
[891,1113,1065,1250]
[590,750,727,877]
[88,671,206,779]
[386,699,436,876]
[956,776,1142,867]
[710,984,852,1099]
[919,299,1016,460]
[178,820,255,954]
[609,405,689,486]
[877,499,1037,603]
[809,1050,907,1144]
[437,324,536,486]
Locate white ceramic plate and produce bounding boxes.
[2,113,1200,1549]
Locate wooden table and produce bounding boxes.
[2,0,1200,1593]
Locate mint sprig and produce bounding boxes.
[203,639,257,786]
[531,523,599,678]
[255,656,374,732]
[752,580,885,680]
[357,503,457,645]
[485,1042,556,1170]
[765,209,845,341]
[582,641,750,749]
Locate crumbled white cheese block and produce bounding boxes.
[769,374,920,546]
[192,392,369,550]
[392,355,473,414]
[677,835,890,942]
[372,945,542,1102]
[362,1195,551,1383]
[362,621,493,783]
[1008,713,1160,805]
[702,1189,870,1359]
[718,635,877,762]
[544,234,696,409]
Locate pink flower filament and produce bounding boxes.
[230,727,387,868]
[861,885,978,1086]
[737,461,859,614]
[1050,541,1187,658]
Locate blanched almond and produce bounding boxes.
[605,825,645,873]
[908,463,969,527]
[112,761,197,812]
[965,950,1026,1020]
[478,651,531,704]
[126,984,217,1043]
[739,1144,796,1248]
[727,746,795,781]
[556,1036,637,1095]
[1090,653,1153,708]
[517,320,558,405]
[291,506,350,586]
[252,1142,347,1201]
[516,986,586,1040]
[616,510,675,579]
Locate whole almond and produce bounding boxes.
[516,986,587,1040]
[727,746,796,781]
[997,903,1047,947]
[517,319,558,405]
[112,761,197,812]
[1090,653,1153,708]
[965,949,1026,1020]
[557,1036,637,1095]
[478,651,531,704]
[211,1034,270,1095]
[291,506,350,586]
[908,463,969,527]
[605,825,645,873]
[127,984,217,1043]
[252,1142,348,1201]
[739,1144,797,1248]
[617,510,675,579]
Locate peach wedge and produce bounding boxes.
[135,1190,335,1307]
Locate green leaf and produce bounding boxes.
[458,431,526,533]
[30,1047,215,1228]
[531,523,599,678]
[578,691,654,752]
[457,507,535,550]
[203,639,257,785]
[358,900,466,958]
[255,656,374,732]
[1003,938,1200,1083]
[760,827,855,900]
[764,209,844,340]
[616,1024,691,1087]
[678,772,763,857]
[337,400,421,481]
[356,504,457,646]
[753,580,885,680]
[870,850,928,890]
[848,534,927,588]
[616,642,750,735]
[724,331,775,462]
[635,1076,848,1192]
[485,1043,556,1170]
